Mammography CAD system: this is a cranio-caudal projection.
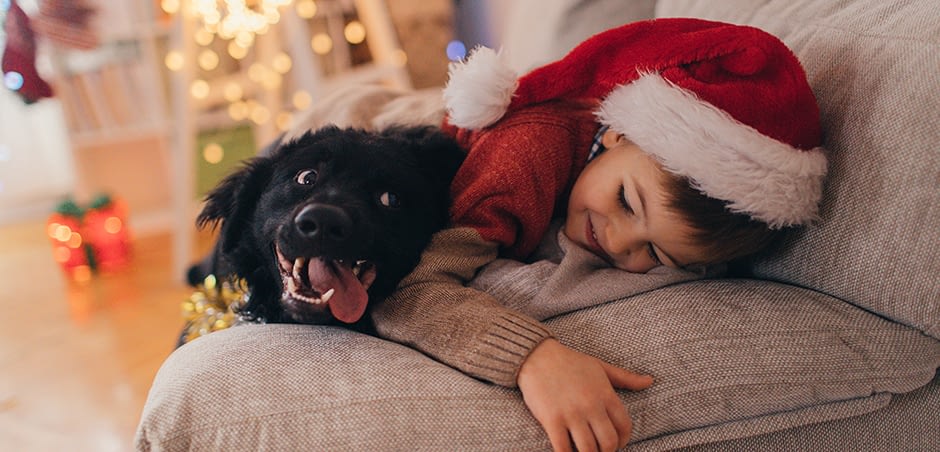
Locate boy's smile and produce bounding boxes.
[564,131,704,273]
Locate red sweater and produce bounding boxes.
[442,100,600,259]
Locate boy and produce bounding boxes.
[371,18,827,452]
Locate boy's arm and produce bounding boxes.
[370,227,653,452]
[370,227,552,386]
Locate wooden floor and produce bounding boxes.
[0,220,210,451]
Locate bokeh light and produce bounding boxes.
[198,49,220,71]
[194,28,215,46]
[446,40,467,61]
[296,0,317,18]
[4,71,24,91]
[311,33,333,54]
[344,21,366,44]
[190,79,210,99]
[292,90,312,110]
[160,0,179,14]
[203,143,224,164]
[228,101,250,120]
[228,41,249,60]
[272,52,293,74]
[165,51,184,71]
[223,82,243,102]
[104,217,123,234]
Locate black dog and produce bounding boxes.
[190,125,464,331]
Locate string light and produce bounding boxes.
[276,112,293,131]
[272,52,293,74]
[194,28,215,46]
[198,49,220,71]
[223,82,243,102]
[250,104,271,125]
[190,79,210,99]
[228,101,250,120]
[295,0,317,19]
[292,90,312,110]
[160,0,180,14]
[227,41,249,60]
[157,0,415,174]
[191,0,291,44]
[344,21,366,44]
[165,51,184,71]
[311,33,332,54]
[203,143,224,164]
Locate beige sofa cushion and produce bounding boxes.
[136,281,939,450]
[657,0,940,339]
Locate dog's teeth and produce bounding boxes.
[352,260,367,276]
[321,288,335,303]
[286,277,297,293]
[292,257,305,280]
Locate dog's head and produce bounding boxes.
[197,125,464,327]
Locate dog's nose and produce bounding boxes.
[294,204,353,243]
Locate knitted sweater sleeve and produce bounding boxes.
[371,104,596,387]
[370,227,553,387]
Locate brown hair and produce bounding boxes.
[663,174,785,266]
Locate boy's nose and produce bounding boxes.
[605,228,643,256]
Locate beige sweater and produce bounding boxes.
[371,223,712,387]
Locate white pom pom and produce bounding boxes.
[443,47,518,129]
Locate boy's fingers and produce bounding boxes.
[570,422,599,452]
[607,400,633,450]
[543,422,573,452]
[590,417,621,452]
[603,362,654,390]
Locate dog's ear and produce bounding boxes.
[396,126,466,191]
[196,156,273,250]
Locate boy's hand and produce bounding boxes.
[517,339,653,452]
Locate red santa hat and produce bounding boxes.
[443,18,827,229]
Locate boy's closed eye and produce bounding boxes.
[618,184,663,266]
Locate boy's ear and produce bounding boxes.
[196,156,273,253]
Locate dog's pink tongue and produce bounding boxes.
[307,258,368,323]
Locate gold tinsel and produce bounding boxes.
[181,274,248,344]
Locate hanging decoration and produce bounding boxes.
[1,0,54,103]
[46,194,132,281]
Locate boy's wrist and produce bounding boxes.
[517,338,562,387]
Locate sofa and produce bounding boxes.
[136,0,940,450]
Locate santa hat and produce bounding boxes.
[443,18,827,229]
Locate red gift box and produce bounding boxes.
[46,194,132,281]
[82,195,132,272]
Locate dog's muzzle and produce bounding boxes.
[276,245,377,324]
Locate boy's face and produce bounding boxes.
[565,131,704,273]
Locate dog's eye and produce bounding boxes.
[295,169,318,185]
[379,192,400,208]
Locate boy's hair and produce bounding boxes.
[664,175,785,266]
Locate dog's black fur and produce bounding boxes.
[190,125,464,332]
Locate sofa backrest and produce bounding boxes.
[656,0,939,339]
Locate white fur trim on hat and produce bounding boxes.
[597,73,828,229]
[443,47,518,129]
